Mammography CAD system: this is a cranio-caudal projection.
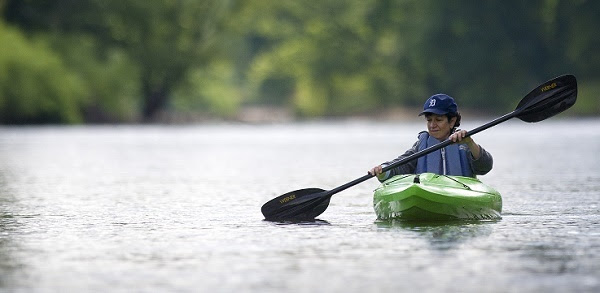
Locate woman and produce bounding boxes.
[369,94,493,181]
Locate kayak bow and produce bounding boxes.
[373,173,502,221]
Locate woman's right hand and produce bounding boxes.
[369,165,383,176]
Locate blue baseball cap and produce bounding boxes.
[418,94,458,116]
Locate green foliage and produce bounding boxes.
[49,34,141,122]
[3,0,232,122]
[231,0,600,116]
[234,0,391,116]
[0,21,87,124]
[93,0,232,120]
[172,59,242,117]
[1,0,599,123]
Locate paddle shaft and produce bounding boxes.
[325,110,520,197]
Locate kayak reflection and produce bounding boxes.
[375,220,496,251]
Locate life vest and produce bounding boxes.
[415,132,473,177]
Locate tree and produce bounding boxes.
[92,0,233,121]
[230,0,396,116]
[4,0,233,122]
[2,0,599,122]
[0,21,87,124]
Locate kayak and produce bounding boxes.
[373,173,502,221]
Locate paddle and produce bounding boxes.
[261,74,578,221]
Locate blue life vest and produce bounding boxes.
[415,132,473,177]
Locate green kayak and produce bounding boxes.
[373,173,502,221]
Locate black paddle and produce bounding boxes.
[261,74,578,221]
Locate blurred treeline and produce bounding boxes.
[0,0,598,124]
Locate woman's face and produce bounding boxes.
[425,114,456,140]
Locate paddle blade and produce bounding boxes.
[515,75,577,122]
[261,188,331,221]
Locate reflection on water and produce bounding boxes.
[375,220,495,251]
[269,219,331,226]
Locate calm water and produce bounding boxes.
[1,119,599,292]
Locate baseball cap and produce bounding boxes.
[418,94,458,116]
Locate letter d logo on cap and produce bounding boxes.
[429,99,436,107]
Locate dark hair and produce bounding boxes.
[424,111,462,132]
[447,112,461,132]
